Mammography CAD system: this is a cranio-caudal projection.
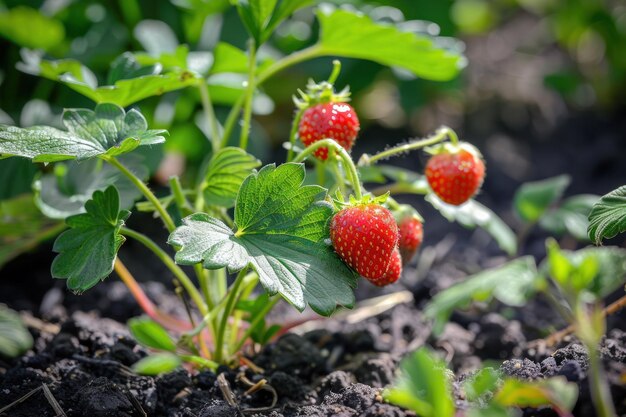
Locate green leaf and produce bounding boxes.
[384,348,455,417]
[128,317,177,351]
[236,0,314,44]
[202,147,261,208]
[463,368,501,402]
[513,175,570,223]
[107,53,161,84]
[0,194,64,268]
[21,57,199,107]
[133,353,182,375]
[0,6,64,51]
[263,0,314,42]
[169,163,357,315]
[34,156,148,219]
[540,194,599,240]
[0,104,165,162]
[424,257,540,335]
[51,186,130,293]
[588,185,626,245]
[542,242,626,298]
[316,8,463,81]
[494,377,578,413]
[0,158,37,199]
[210,43,249,74]
[0,304,33,358]
[426,195,517,256]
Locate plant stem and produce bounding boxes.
[587,343,617,417]
[358,126,458,166]
[256,45,323,85]
[239,41,257,150]
[293,139,362,199]
[214,268,247,363]
[114,257,190,330]
[286,108,304,162]
[105,156,176,232]
[232,296,280,354]
[369,181,430,197]
[220,95,245,149]
[169,175,192,217]
[544,293,626,346]
[120,227,208,317]
[329,157,346,196]
[198,79,221,151]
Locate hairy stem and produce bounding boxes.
[105,156,176,232]
[114,257,190,330]
[286,108,304,162]
[169,175,192,217]
[198,79,221,151]
[120,227,208,317]
[293,138,362,199]
[358,126,458,166]
[232,296,280,354]
[239,41,257,150]
[256,45,323,85]
[214,268,247,363]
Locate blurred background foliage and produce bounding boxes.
[0,0,624,204]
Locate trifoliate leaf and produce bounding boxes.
[316,8,463,81]
[384,348,455,417]
[51,186,130,292]
[588,185,626,245]
[169,163,357,315]
[513,175,570,223]
[426,195,517,256]
[424,257,540,335]
[0,103,165,162]
[0,304,33,358]
[34,155,148,219]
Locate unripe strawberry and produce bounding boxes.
[298,102,360,161]
[330,204,398,279]
[425,143,485,206]
[368,247,402,287]
[398,216,423,264]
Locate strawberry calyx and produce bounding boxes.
[293,80,351,110]
[331,191,389,212]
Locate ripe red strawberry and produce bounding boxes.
[330,204,398,279]
[425,143,485,205]
[368,247,402,286]
[398,216,423,264]
[299,102,360,161]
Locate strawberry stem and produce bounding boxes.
[358,126,459,166]
[327,60,341,84]
[293,138,362,199]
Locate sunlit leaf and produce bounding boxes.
[169,163,358,315]
[588,185,626,245]
[315,8,463,81]
[0,104,165,162]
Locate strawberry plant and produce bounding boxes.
[0,1,521,377]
